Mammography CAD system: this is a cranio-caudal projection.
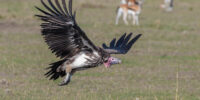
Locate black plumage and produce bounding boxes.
[102,33,142,54]
[45,59,66,80]
[35,0,97,58]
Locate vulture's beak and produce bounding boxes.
[110,57,122,65]
[104,57,122,68]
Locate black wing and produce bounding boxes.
[102,33,142,54]
[35,0,98,58]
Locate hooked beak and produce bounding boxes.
[110,57,122,65]
[104,57,122,68]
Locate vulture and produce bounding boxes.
[35,0,142,86]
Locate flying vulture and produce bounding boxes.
[35,0,142,86]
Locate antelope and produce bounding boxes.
[116,0,143,25]
[160,0,173,12]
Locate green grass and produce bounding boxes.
[0,0,200,99]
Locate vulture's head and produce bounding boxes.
[103,56,122,68]
[101,49,122,68]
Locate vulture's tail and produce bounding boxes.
[44,59,66,80]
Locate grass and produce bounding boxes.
[0,0,200,99]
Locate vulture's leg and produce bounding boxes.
[59,66,72,86]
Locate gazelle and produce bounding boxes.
[116,0,143,25]
[160,0,173,12]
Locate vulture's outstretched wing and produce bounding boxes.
[102,33,142,54]
[35,0,98,58]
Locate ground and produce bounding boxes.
[0,0,200,99]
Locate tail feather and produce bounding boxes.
[45,59,66,80]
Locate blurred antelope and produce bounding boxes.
[160,0,173,12]
[116,0,143,25]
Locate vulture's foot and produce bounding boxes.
[58,73,71,86]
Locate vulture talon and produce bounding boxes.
[58,73,71,86]
[58,80,70,86]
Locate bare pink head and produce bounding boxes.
[103,57,121,68]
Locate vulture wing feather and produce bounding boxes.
[36,0,98,58]
[116,33,126,47]
[102,33,142,54]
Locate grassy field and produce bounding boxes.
[0,0,200,99]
